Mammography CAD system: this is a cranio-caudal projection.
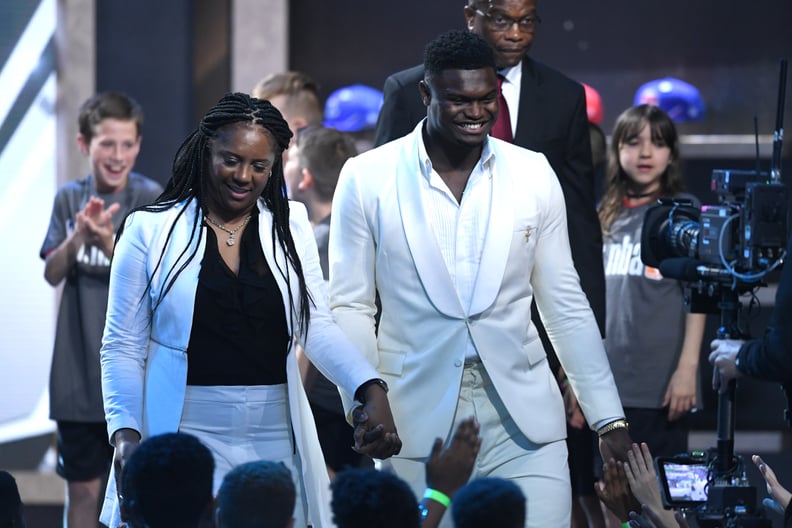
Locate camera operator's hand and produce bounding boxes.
[708,339,744,392]
[753,455,792,515]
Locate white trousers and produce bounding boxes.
[380,362,571,528]
[179,384,308,527]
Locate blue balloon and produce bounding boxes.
[323,84,384,132]
[634,77,705,123]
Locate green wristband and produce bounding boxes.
[622,522,630,528]
[423,488,451,508]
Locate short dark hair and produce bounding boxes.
[78,91,144,142]
[331,468,420,528]
[217,460,296,528]
[121,432,214,528]
[451,477,526,528]
[423,29,496,79]
[295,126,357,202]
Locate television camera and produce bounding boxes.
[639,59,789,527]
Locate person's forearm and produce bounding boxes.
[419,498,446,528]
[418,488,452,528]
[738,331,792,382]
[678,312,705,371]
[43,230,84,285]
[97,232,115,259]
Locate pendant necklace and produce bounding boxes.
[205,214,252,246]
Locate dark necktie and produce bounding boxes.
[490,74,513,142]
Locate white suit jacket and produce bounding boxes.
[329,122,623,459]
[100,198,377,527]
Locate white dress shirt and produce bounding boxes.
[417,136,495,361]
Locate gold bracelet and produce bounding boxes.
[596,419,629,437]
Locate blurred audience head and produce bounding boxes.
[284,125,357,204]
[121,432,214,528]
[216,460,296,528]
[331,468,420,528]
[451,477,526,528]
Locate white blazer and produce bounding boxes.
[329,122,623,459]
[100,198,378,527]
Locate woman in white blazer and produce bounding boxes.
[99,93,400,527]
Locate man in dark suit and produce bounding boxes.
[374,0,605,338]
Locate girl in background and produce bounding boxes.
[598,104,705,458]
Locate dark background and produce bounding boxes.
[88,0,792,186]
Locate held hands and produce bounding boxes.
[351,385,402,459]
[708,339,744,393]
[75,197,120,257]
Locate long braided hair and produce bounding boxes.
[116,92,312,336]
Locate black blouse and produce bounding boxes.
[186,212,290,386]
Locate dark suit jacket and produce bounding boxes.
[374,58,606,338]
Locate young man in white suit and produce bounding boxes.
[329,30,630,527]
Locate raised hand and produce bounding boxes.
[623,442,677,528]
[425,416,481,496]
[753,455,792,515]
[78,197,121,257]
[596,458,639,523]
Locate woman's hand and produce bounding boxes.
[113,428,141,518]
[351,385,402,459]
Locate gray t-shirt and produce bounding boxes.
[602,195,699,408]
[40,173,162,421]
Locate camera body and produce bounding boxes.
[656,450,770,527]
[641,169,785,527]
[641,169,788,297]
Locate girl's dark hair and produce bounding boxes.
[116,92,312,336]
[598,104,685,233]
